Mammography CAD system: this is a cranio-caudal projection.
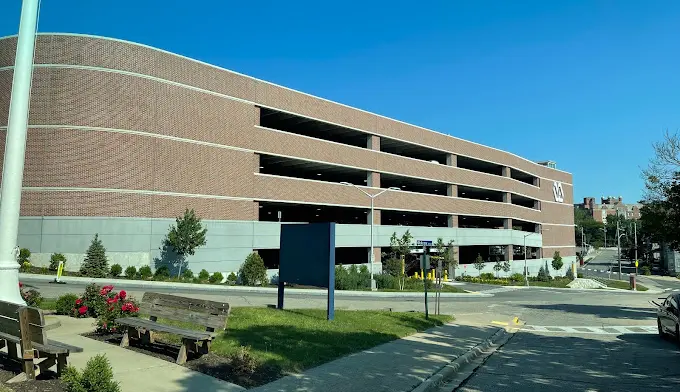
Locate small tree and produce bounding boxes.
[165,209,208,277]
[49,253,67,271]
[239,252,268,286]
[473,254,486,274]
[80,234,109,278]
[435,238,457,280]
[492,257,503,278]
[551,251,563,272]
[502,260,511,275]
[18,248,30,265]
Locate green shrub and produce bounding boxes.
[153,265,170,280]
[78,283,105,318]
[20,261,31,273]
[49,253,67,271]
[509,273,525,282]
[209,272,224,284]
[577,272,584,278]
[110,264,122,278]
[55,293,79,315]
[229,346,258,377]
[181,268,194,280]
[479,272,495,280]
[537,266,551,282]
[198,269,210,282]
[227,272,238,284]
[375,273,399,289]
[641,265,651,276]
[62,354,120,392]
[79,234,109,278]
[124,266,137,279]
[551,251,563,271]
[335,265,370,290]
[565,266,575,280]
[138,265,152,280]
[382,258,403,277]
[239,252,268,286]
[18,248,31,265]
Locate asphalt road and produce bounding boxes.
[580,248,637,280]
[454,330,680,392]
[22,276,666,327]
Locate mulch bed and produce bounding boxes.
[0,363,66,392]
[82,332,284,388]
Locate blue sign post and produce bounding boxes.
[278,222,336,320]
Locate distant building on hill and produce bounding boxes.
[575,196,641,224]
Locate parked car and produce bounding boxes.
[654,293,680,341]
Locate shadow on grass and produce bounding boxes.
[174,321,497,392]
[523,303,657,320]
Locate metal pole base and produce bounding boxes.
[0,263,26,304]
[370,278,377,291]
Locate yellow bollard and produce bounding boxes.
[443,270,449,281]
[414,272,419,279]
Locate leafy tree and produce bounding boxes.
[165,209,208,277]
[551,251,563,272]
[472,254,485,273]
[642,129,680,201]
[492,257,503,278]
[502,260,511,274]
[80,234,109,278]
[18,248,30,265]
[435,238,457,280]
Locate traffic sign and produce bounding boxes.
[417,240,433,247]
[635,260,638,268]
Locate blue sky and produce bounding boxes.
[2,1,679,204]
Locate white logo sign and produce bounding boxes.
[553,181,564,203]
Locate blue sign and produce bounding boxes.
[278,222,336,320]
[417,240,433,247]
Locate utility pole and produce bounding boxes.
[602,224,607,248]
[634,221,638,273]
[0,0,40,305]
[617,220,622,281]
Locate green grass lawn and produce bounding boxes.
[39,298,58,311]
[599,278,648,291]
[150,307,451,374]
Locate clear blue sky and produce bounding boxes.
[2,1,679,204]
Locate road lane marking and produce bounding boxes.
[520,325,657,335]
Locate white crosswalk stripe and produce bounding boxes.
[520,325,658,335]
[480,287,520,294]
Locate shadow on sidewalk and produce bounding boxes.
[168,320,498,392]
[457,331,680,391]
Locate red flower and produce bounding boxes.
[78,305,88,315]
[121,302,137,312]
[75,298,83,306]
[100,285,114,296]
[19,282,23,288]
[119,290,127,300]
[106,297,118,305]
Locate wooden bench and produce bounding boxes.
[116,292,230,365]
[0,300,83,383]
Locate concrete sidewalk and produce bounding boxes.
[250,322,501,392]
[45,316,244,392]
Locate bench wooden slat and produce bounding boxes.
[0,331,83,355]
[140,293,230,330]
[116,317,213,340]
[0,307,47,346]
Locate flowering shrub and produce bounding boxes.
[19,282,43,307]
[94,285,139,333]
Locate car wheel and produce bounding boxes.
[658,318,665,338]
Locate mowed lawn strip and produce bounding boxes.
[599,278,648,291]
[148,307,452,373]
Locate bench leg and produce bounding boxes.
[176,341,189,365]
[198,340,210,356]
[37,356,57,377]
[7,342,18,359]
[56,355,68,376]
[0,339,5,350]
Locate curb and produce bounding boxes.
[20,273,494,298]
[410,327,507,392]
[501,285,661,294]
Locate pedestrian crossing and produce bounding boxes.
[663,288,680,292]
[521,325,657,335]
[480,287,521,294]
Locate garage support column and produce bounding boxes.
[503,192,511,203]
[446,153,457,167]
[506,245,513,261]
[502,166,511,177]
[504,218,513,230]
[365,167,382,270]
[448,215,458,228]
[447,184,457,197]
[367,135,380,151]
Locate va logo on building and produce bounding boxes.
[553,181,564,203]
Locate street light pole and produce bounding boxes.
[341,182,399,291]
[0,0,40,305]
[616,220,627,281]
[634,221,638,273]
